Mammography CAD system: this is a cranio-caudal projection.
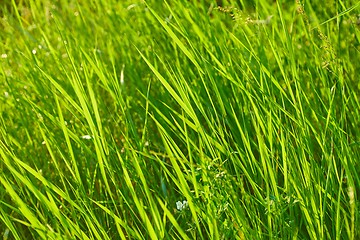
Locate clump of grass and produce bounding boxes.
[1,0,359,239]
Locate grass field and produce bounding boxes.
[1,0,360,239]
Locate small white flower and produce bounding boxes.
[81,135,92,139]
[4,92,9,98]
[1,53,7,59]
[176,201,182,210]
[32,49,37,55]
[176,200,188,211]
[42,141,46,145]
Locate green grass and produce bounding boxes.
[1,0,360,239]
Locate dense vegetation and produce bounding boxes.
[1,0,360,239]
